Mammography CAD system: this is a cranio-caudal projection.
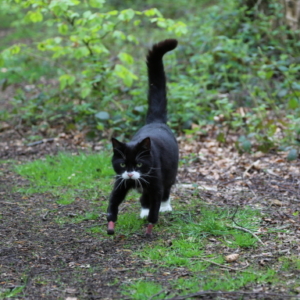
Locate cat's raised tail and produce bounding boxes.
[146,39,178,124]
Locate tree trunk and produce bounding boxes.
[283,0,300,30]
[243,0,300,30]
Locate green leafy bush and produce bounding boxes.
[171,0,300,151]
[0,0,186,132]
[1,0,300,153]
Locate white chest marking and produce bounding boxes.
[122,171,140,180]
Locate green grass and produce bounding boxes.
[156,205,260,245]
[120,203,272,299]
[122,268,278,300]
[123,281,164,300]
[280,256,300,271]
[0,286,25,299]
[171,268,277,294]
[15,151,114,204]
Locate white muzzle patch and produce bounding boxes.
[122,171,140,180]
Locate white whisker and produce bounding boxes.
[136,178,144,192]
[139,177,150,185]
[115,178,124,190]
[142,174,158,179]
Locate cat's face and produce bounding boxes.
[111,137,152,186]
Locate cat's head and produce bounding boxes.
[111,137,152,181]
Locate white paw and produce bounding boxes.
[140,208,149,218]
[160,198,172,212]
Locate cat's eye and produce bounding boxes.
[136,163,143,167]
[120,163,126,167]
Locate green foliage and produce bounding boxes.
[1,0,300,152]
[173,0,300,151]
[0,0,186,131]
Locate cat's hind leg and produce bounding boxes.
[140,208,149,218]
[160,187,172,212]
[141,189,162,236]
[146,195,162,236]
[139,194,150,219]
[160,198,172,212]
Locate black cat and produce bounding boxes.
[107,39,179,236]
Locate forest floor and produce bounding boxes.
[1,126,300,300]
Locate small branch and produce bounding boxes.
[164,291,295,300]
[148,289,168,300]
[27,138,55,147]
[98,21,122,40]
[0,201,18,205]
[227,224,265,246]
[0,201,30,206]
[193,258,249,272]
[119,203,130,213]
[228,205,265,246]
[82,39,94,56]
[41,211,49,221]
[230,205,239,221]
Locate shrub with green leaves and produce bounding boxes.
[0,0,186,130]
[148,0,299,152]
[1,0,300,154]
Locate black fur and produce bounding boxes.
[107,39,179,233]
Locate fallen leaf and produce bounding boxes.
[225,253,239,262]
[270,199,283,207]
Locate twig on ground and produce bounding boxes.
[41,210,49,221]
[163,291,295,300]
[244,180,258,200]
[86,222,107,228]
[0,201,18,205]
[148,289,168,300]
[243,161,256,178]
[27,138,55,147]
[0,201,30,206]
[227,224,265,246]
[119,203,130,212]
[192,258,249,272]
[228,205,265,246]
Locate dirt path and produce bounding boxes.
[1,131,300,299]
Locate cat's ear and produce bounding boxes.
[111,138,125,149]
[139,137,151,150]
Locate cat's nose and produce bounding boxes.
[128,173,133,178]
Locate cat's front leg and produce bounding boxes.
[107,181,128,235]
